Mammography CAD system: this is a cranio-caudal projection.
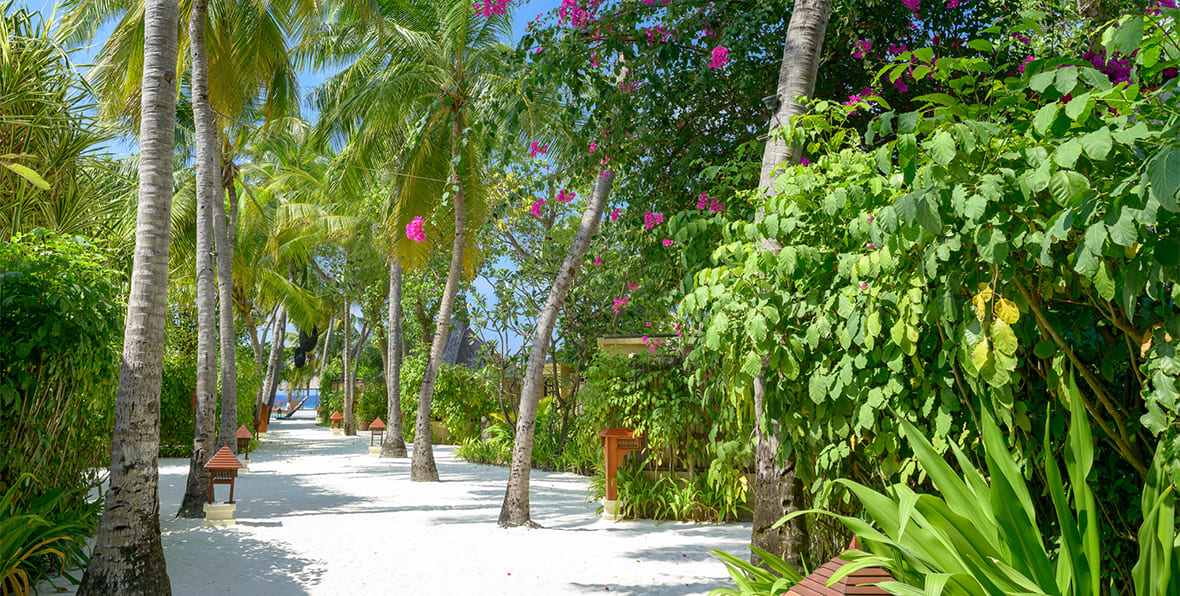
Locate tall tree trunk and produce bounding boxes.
[176,0,218,515]
[411,112,467,482]
[749,0,832,568]
[315,317,334,383]
[751,368,807,569]
[757,0,832,190]
[258,308,286,428]
[342,302,356,435]
[214,161,238,451]
[382,258,408,457]
[500,170,614,527]
[77,0,176,590]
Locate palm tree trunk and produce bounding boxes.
[77,0,176,590]
[315,317,334,382]
[382,258,408,457]
[213,162,237,451]
[499,170,614,527]
[757,0,832,190]
[176,0,217,518]
[751,368,807,569]
[343,301,356,435]
[411,112,467,482]
[257,307,286,428]
[749,0,832,569]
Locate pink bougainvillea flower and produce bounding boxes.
[662,238,673,246]
[697,191,710,209]
[646,322,652,327]
[528,141,548,158]
[945,0,959,8]
[609,208,621,221]
[628,281,639,290]
[599,156,611,166]
[867,214,876,223]
[611,296,629,313]
[887,43,908,56]
[530,199,545,218]
[902,0,920,11]
[589,141,597,153]
[594,257,602,265]
[800,157,811,165]
[860,282,869,290]
[405,216,426,242]
[1018,55,1035,74]
[556,189,576,203]
[894,78,909,93]
[474,0,509,18]
[644,211,664,229]
[707,46,729,68]
[852,39,872,59]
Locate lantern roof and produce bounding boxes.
[369,417,386,430]
[236,424,253,439]
[204,446,242,471]
[330,411,343,421]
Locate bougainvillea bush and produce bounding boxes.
[683,9,1180,580]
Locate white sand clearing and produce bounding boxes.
[39,411,753,595]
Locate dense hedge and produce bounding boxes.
[0,232,121,497]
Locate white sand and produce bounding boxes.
[41,412,752,595]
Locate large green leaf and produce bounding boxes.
[1147,146,1180,212]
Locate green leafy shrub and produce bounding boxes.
[158,355,196,457]
[0,232,120,498]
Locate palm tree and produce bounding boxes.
[751,0,832,570]
[309,0,511,481]
[58,0,304,460]
[499,171,614,527]
[76,0,177,590]
[0,3,123,247]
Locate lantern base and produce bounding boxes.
[368,446,381,456]
[331,427,342,436]
[238,462,250,473]
[602,499,621,520]
[202,503,237,527]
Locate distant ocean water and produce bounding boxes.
[273,390,319,409]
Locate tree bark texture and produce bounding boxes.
[748,0,832,569]
[342,303,356,435]
[757,0,832,191]
[382,258,408,457]
[259,308,286,427]
[176,0,218,515]
[751,370,808,569]
[410,112,467,482]
[213,162,237,451]
[77,0,176,590]
[499,170,614,527]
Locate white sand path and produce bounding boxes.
[42,412,752,595]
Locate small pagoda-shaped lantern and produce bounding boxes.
[368,417,386,455]
[330,411,343,436]
[202,445,243,527]
[786,539,892,596]
[236,425,254,472]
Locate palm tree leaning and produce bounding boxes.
[77,0,177,591]
[308,0,511,480]
[499,171,614,527]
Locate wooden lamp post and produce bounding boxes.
[236,425,254,472]
[202,445,242,527]
[368,417,386,455]
[330,411,343,436]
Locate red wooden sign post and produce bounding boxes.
[598,428,641,517]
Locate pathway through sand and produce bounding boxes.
[45,412,752,595]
